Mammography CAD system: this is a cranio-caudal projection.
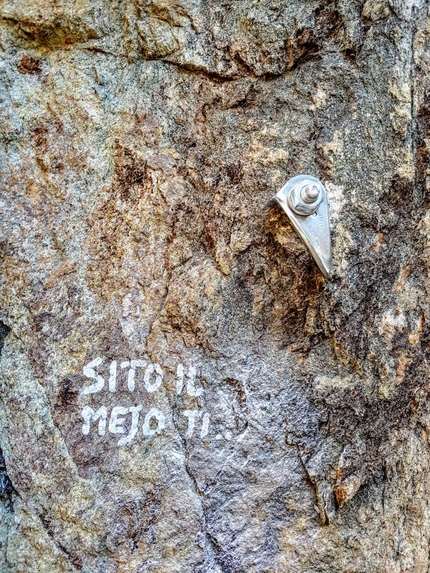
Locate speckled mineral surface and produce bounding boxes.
[1,1,430,571]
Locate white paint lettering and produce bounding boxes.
[118,405,143,446]
[120,361,130,392]
[186,366,203,397]
[109,406,129,434]
[78,358,211,444]
[176,364,203,396]
[80,357,105,395]
[144,363,163,392]
[128,359,147,392]
[120,360,147,391]
[176,363,184,395]
[81,406,107,436]
[200,412,210,438]
[108,360,117,392]
[183,410,201,438]
[142,407,165,437]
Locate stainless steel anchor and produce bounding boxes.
[274,175,332,278]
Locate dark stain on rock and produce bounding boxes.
[287,5,345,70]
[56,375,82,410]
[113,143,147,201]
[0,448,16,505]
[17,54,42,74]
[0,321,10,356]
[30,120,65,174]
[1,15,98,49]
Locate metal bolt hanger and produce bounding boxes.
[274,175,332,278]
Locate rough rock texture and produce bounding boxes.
[1,0,430,571]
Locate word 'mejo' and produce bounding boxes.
[79,358,210,445]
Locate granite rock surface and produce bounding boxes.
[1,0,430,571]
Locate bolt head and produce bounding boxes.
[301,184,320,203]
[288,179,324,216]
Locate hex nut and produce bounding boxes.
[287,180,324,216]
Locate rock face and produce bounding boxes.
[1,0,430,571]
